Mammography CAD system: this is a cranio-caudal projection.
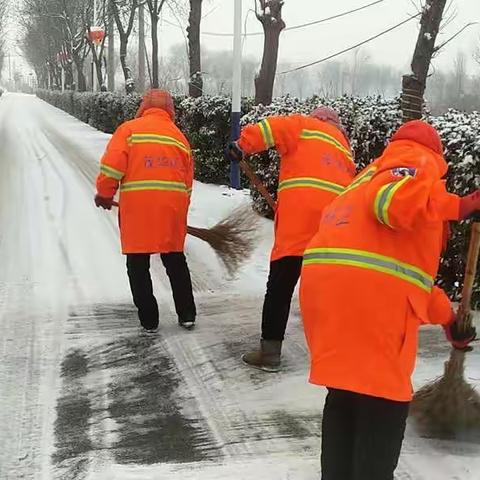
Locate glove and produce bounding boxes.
[444,315,477,352]
[225,141,244,162]
[94,194,114,210]
[459,190,480,220]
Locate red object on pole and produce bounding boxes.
[87,26,105,45]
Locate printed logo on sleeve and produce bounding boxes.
[391,167,417,178]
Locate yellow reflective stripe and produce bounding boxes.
[374,177,412,227]
[278,177,345,195]
[303,247,433,292]
[300,129,353,163]
[101,164,124,180]
[259,119,275,149]
[120,180,188,193]
[341,166,378,195]
[128,134,190,154]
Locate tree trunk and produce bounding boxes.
[254,1,285,106]
[151,13,159,88]
[119,33,135,93]
[138,3,146,92]
[64,63,74,89]
[108,12,115,91]
[94,51,104,89]
[74,57,87,91]
[401,0,447,122]
[187,0,203,97]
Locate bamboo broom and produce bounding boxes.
[411,222,480,438]
[112,201,260,276]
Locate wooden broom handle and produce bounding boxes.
[457,222,480,328]
[239,159,277,211]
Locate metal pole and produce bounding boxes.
[93,0,98,91]
[61,67,65,92]
[138,2,146,92]
[108,10,115,91]
[229,0,242,189]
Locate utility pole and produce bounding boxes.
[92,0,98,91]
[229,0,242,189]
[138,2,146,93]
[108,7,115,91]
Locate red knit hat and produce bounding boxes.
[136,89,175,120]
[390,120,443,155]
[310,106,341,128]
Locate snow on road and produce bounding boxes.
[0,93,479,480]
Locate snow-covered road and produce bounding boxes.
[0,93,479,480]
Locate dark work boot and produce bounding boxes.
[178,313,196,331]
[242,340,282,372]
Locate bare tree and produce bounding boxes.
[138,1,146,91]
[254,0,285,106]
[473,36,480,68]
[0,0,9,77]
[107,9,115,90]
[60,0,91,91]
[453,51,466,97]
[187,0,203,97]
[85,0,108,90]
[21,0,71,89]
[109,0,138,92]
[145,0,167,88]
[350,49,370,96]
[401,0,448,122]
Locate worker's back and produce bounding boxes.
[97,107,193,254]
[239,113,355,260]
[300,131,460,401]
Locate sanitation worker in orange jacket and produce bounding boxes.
[227,107,355,371]
[95,89,196,332]
[299,120,478,480]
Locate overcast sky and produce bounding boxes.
[159,0,480,74]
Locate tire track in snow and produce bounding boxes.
[0,104,65,480]
[29,127,121,475]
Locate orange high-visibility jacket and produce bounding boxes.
[238,115,355,261]
[299,139,460,402]
[96,108,193,254]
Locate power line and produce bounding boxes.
[163,0,388,38]
[279,12,421,75]
[435,22,479,52]
[281,0,386,33]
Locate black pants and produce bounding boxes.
[126,253,196,329]
[261,256,303,341]
[321,388,410,480]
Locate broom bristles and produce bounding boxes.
[187,204,261,276]
[411,348,480,439]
